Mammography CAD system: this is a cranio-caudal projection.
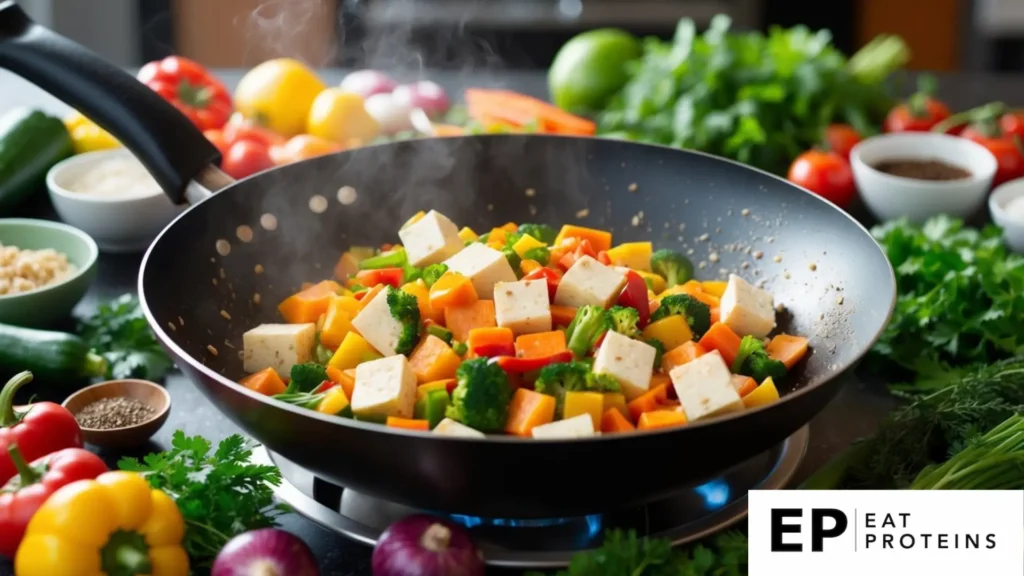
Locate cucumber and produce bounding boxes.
[0,108,74,214]
[0,323,106,382]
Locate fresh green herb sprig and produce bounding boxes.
[77,294,173,380]
[119,432,289,567]
[911,413,1024,490]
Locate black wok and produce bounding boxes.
[0,2,895,518]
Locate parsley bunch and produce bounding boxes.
[119,432,289,566]
[77,293,173,381]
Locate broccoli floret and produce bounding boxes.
[502,247,522,276]
[535,361,620,417]
[650,294,711,338]
[523,246,550,265]
[565,305,611,357]
[403,264,423,283]
[385,286,421,355]
[288,362,328,393]
[427,324,453,344]
[650,249,694,287]
[608,305,640,338]
[517,223,558,245]
[732,335,787,383]
[422,263,448,287]
[644,338,666,367]
[445,358,513,431]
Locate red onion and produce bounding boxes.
[392,82,450,117]
[372,514,485,576]
[212,528,320,576]
[340,70,398,98]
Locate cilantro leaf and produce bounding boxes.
[77,294,174,381]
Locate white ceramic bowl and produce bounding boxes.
[989,178,1024,253]
[46,149,185,253]
[850,132,997,222]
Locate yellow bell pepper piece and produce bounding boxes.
[553,225,613,252]
[605,242,653,272]
[655,284,688,301]
[641,315,694,351]
[320,296,357,349]
[511,233,545,258]
[636,270,666,294]
[602,392,630,421]
[400,211,426,230]
[317,386,351,415]
[457,227,478,242]
[64,111,120,155]
[743,377,780,408]
[701,281,728,298]
[563,391,605,429]
[328,332,383,370]
[16,471,188,576]
[485,228,508,249]
[402,279,443,324]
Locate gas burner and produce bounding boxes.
[256,426,808,569]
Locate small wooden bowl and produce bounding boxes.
[62,379,171,449]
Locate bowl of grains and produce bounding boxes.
[63,379,170,448]
[0,218,98,327]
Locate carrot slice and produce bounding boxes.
[730,374,758,397]
[637,410,688,430]
[386,417,430,431]
[429,272,479,309]
[240,368,286,396]
[505,388,556,436]
[680,282,720,308]
[553,225,613,252]
[766,334,810,369]
[278,280,342,323]
[326,366,356,400]
[699,322,742,366]
[467,327,515,355]
[444,300,496,342]
[627,384,670,422]
[601,408,636,433]
[465,88,597,135]
[662,341,707,374]
[408,335,462,383]
[550,305,577,328]
[514,331,567,359]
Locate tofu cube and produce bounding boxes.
[398,210,464,267]
[494,279,552,335]
[243,323,316,376]
[531,413,597,439]
[669,350,744,422]
[554,255,626,309]
[433,418,486,438]
[442,243,517,299]
[351,288,404,357]
[719,274,775,338]
[351,355,417,418]
[592,331,657,400]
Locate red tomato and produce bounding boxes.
[223,118,286,148]
[824,124,861,160]
[884,97,951,133]
[959,127,1024,186]
[203,129,229,156]
[137,56,232,131]
[220,140,274,180]
[787,150,855,207]
[1000,112,1024,141]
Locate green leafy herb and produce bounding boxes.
[597,16,909,175]
[911,413,1024,490]
[77,294,173,381]
[118,432,288,566]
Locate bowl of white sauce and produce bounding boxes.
[47,149,186,253]
[990,177,1024,254]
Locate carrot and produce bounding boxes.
[710,306,720,325]
[515,331,567,359]
[505,388,556,436]
[601,408,636,433]
[408,335,462,383]
[550,305,577,328]
[429,272,478,310]
[662,341,707,373]
[637,410,688,430]
[333,252,361,282]
[468,327,514,355]
[699,322,742,366]
[431,124,465,137]
[552,225,612,252]
[485,228,509,249]
[386,417,430,431]
[326,366,356,400]
[278,280,342,324]
[464,88,597,135]
[499,222,518,233]
[766,334,810,369]
[627,384,670,422]
[680,281,720,308]
[730,374,758,397]
[520,259,543,275]
[357,284,384,311]
[444,300,496,342]
[240,368,286,396]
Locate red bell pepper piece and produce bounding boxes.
[523,267,561,302]
[472,343,517,358]
[137,56,233,131]
[0,372,82,486]
[493,350,574,373]
[596,250,612,265]
[617,270,651,328]
[0,444,107,558]
[355,268,404,288]
[312,380,337,394]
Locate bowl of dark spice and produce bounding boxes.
[63,379,170,449]
[850,132,997,222]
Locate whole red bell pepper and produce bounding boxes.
[138,56,232,131]
[0,372,82,485]
[493,350,573,373]
[0,444,107,558]
[617,270,651,328]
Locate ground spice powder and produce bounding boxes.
[75,397,155,429]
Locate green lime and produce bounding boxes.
[548,28,641,114]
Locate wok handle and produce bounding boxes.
[0,0,223,204]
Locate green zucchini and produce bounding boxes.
[0,108,74,214]
[0,323,106,382]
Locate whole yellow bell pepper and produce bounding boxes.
[15,471,188,576]
[234,58,326,137]
[64,111,121,154]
